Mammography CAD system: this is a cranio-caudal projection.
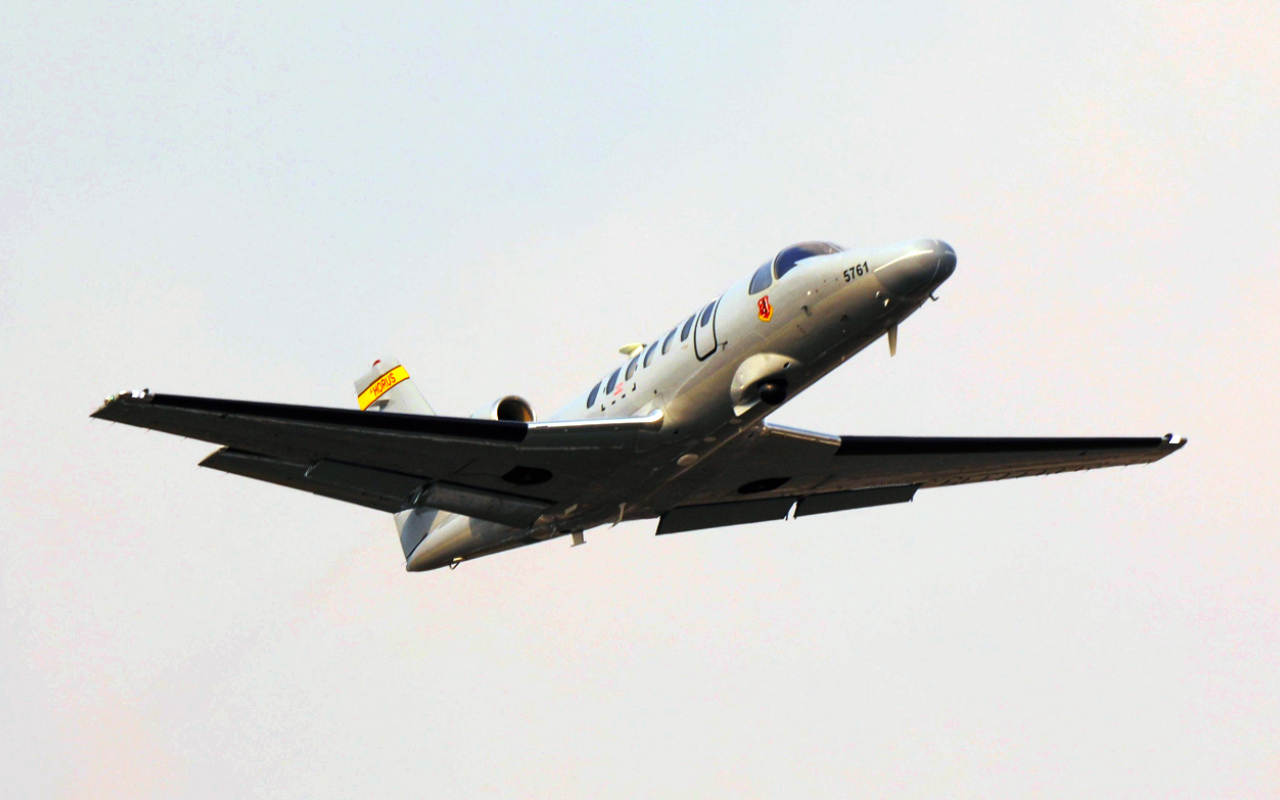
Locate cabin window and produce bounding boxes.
[680,314,696,342]
[586,381,601,408]
[699,301,716,327]
[605,367,621,395]
[662,327,678,354]
[643,340,659,368]
[625,353,641,381]
[774,241,843,280]
[749,261,772,294]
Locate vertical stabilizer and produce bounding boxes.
[354,358,435,415]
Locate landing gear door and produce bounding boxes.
[693,295,721,361]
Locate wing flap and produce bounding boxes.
[656,483,924,535]
[201,449,553,527]
[200,449,406,513]
[656,496,795,535]
[793,484,919,516]
[305,459,427,499]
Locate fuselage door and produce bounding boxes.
[694,295,722,361]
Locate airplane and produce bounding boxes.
[93,238,1185,572]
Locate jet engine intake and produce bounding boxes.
[730,353,799,415]
[472,395,537,422]
[756,379,788,405]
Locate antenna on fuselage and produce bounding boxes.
[888,324,899,357]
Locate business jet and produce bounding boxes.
[93,239,1184,571]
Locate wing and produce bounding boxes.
[650,423,1186,534]
[92,391,662,527]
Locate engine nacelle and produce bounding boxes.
[756,379,788,405]
[471,395,537,422]
[730,353,800,415]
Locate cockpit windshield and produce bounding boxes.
[774,241,843,279]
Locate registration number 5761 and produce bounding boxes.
[842,262,870,282]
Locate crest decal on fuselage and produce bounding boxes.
[757,295,773,322]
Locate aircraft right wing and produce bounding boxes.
[650,423,1186,534]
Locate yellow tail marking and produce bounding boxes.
[358,365,411,410]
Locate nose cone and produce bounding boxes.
[936,240,956,281]
[874,239,956,298]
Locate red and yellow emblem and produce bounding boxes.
[757,295,774,322]
[358,365,410,410]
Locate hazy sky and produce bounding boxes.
[3,2,1278,797]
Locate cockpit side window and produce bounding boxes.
[605,367,621,395]
[662,327,678,354]
[587,381,601,408]
[625,352,641,381]
[749,261,772,294]
[774,241,843,280]
[699,300,716,327]
[643,340,659,368]
[680,314,696,342]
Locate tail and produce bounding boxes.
[354,358,435,415]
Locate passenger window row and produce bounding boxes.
[584,299,719,409]
[588,242,846,406]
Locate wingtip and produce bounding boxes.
[92,389,154,418]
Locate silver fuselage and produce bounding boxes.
[404,238,957,570]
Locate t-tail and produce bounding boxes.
[354,358,435,415]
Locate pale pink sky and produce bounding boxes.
[3,2,1278,797]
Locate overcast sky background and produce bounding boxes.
[3,2,1278,797]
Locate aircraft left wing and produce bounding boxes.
[92,391,662,527]
[650,423,1185,534]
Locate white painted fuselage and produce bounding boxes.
[403,238,957,570]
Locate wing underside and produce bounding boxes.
[93,393,1184,537]
[92,392,660,526]
[650,423,1186,534]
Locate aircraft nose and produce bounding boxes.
[874,239,956,298]
[936,240,956,281]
